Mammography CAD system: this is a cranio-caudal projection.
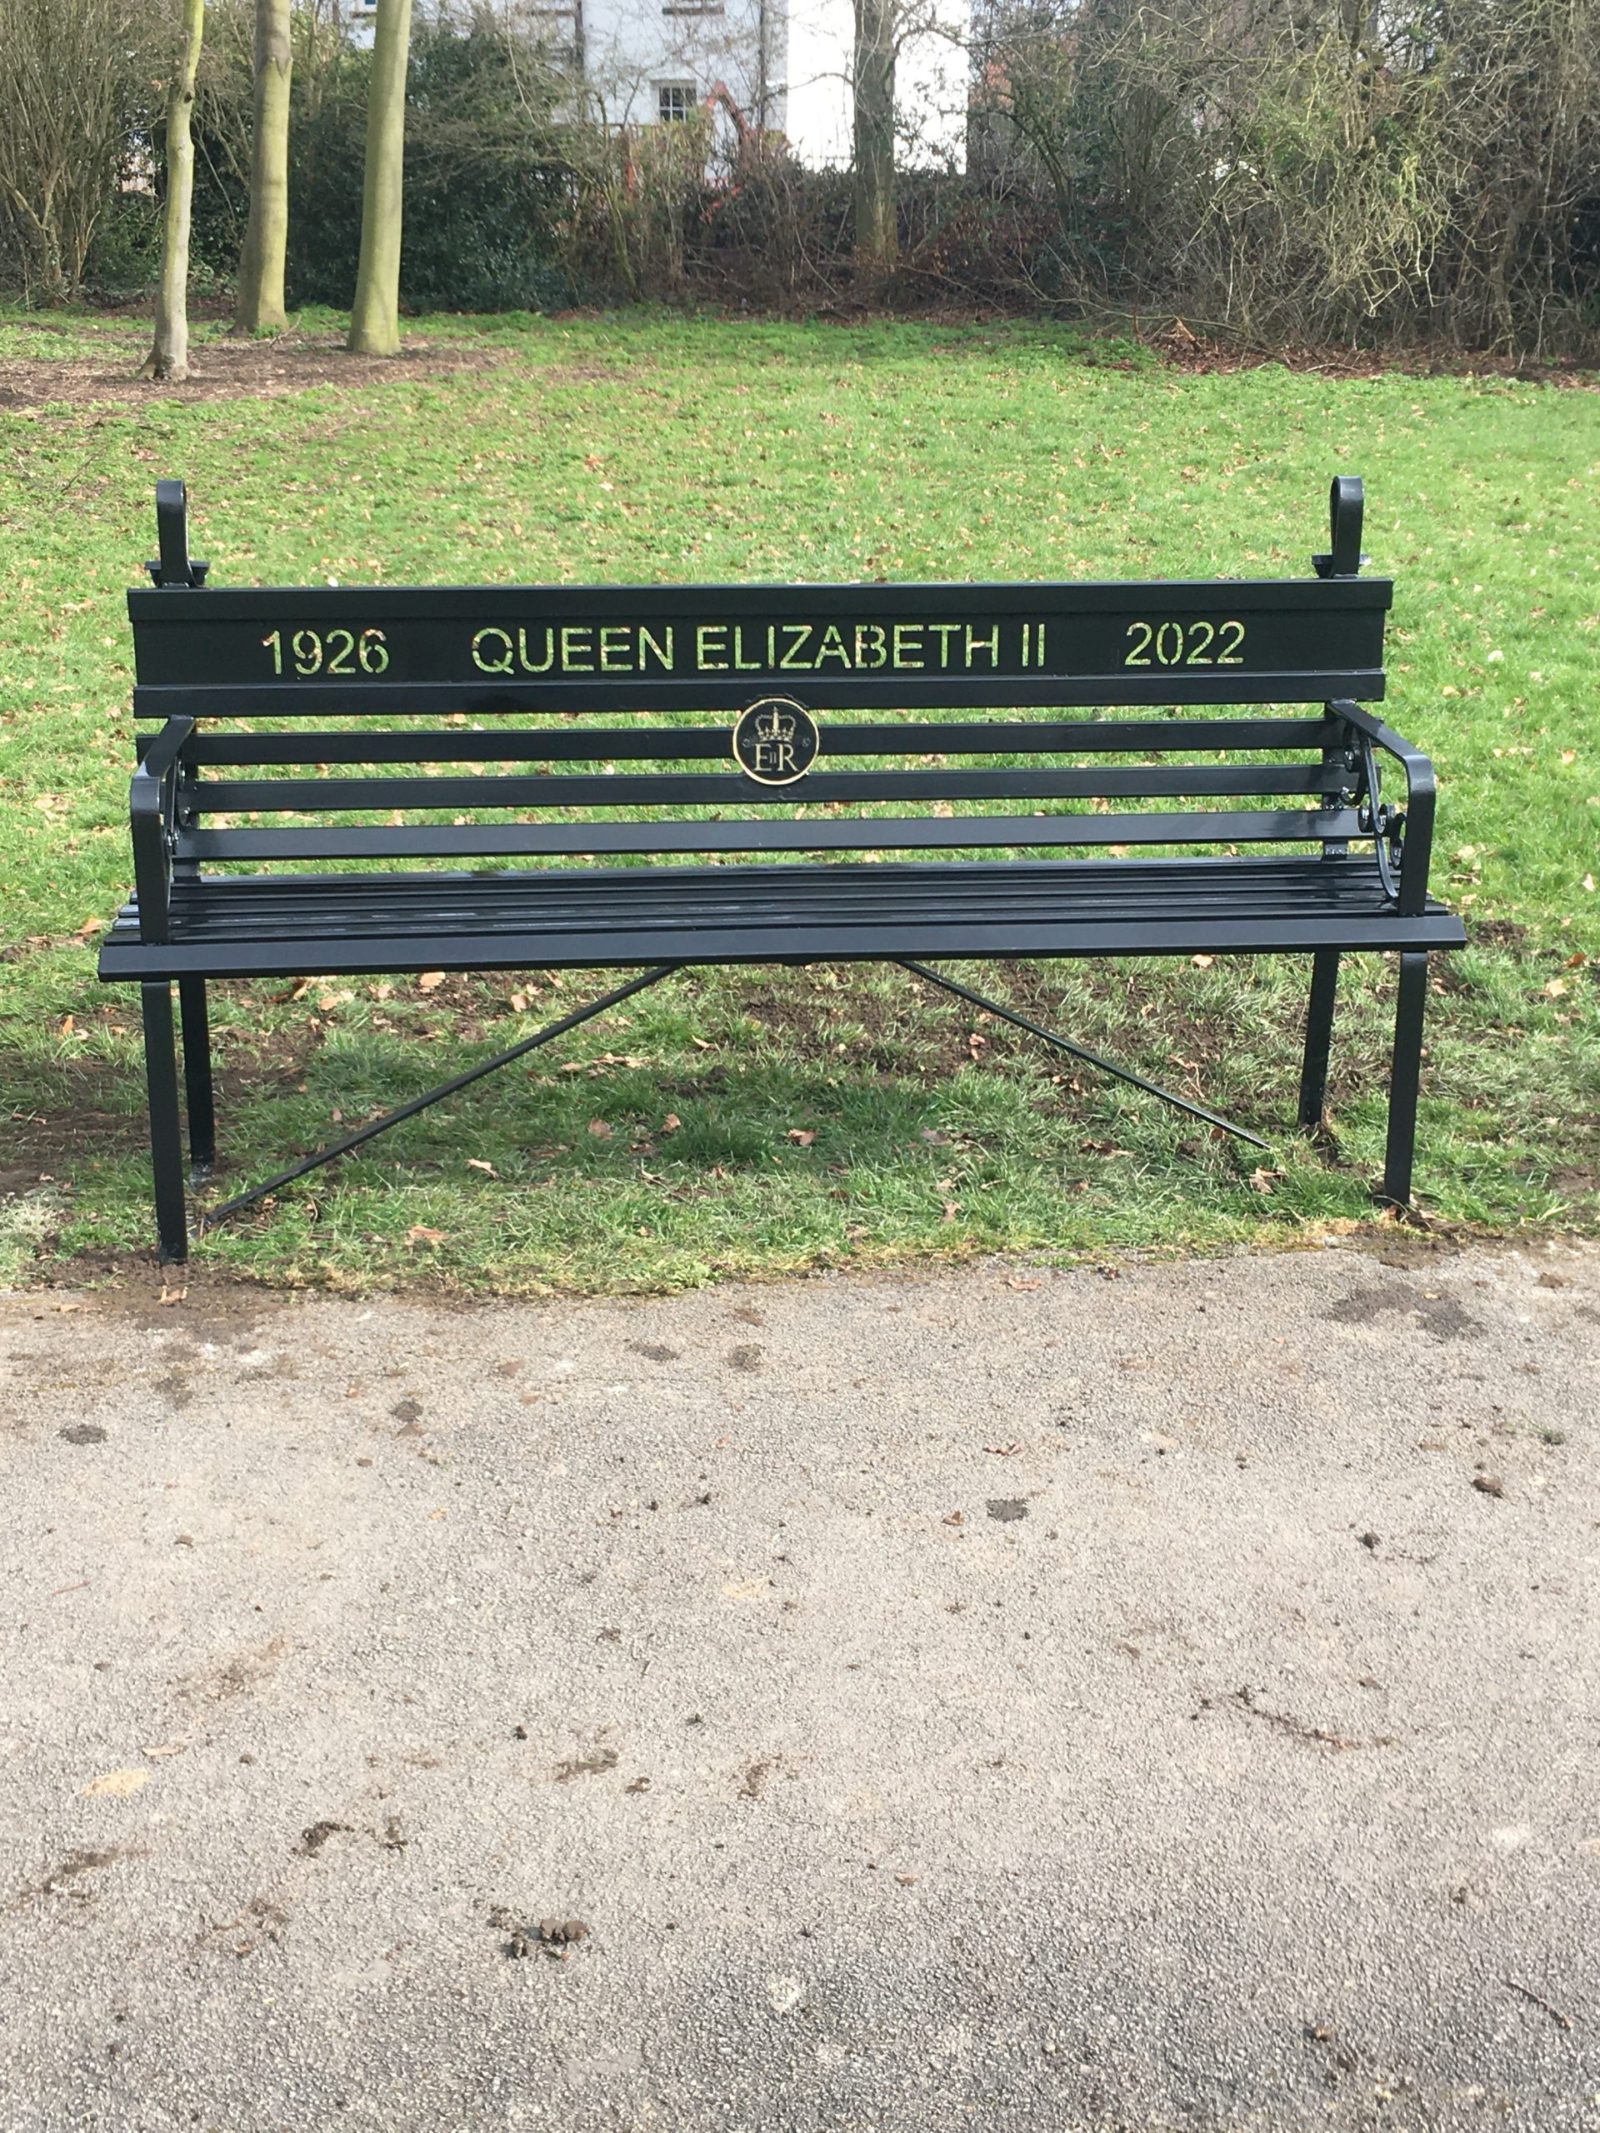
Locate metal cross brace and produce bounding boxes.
[196,963,683,1234]
[896,959,1268,1149]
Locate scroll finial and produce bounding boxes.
[147,479,209,588]
[1313,475,1364,578]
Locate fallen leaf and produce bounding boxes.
[406,1225,447,1246]
[661,1113,681,1133]
[1248,1167,1283,1194]
[1005,1277,1041,1290]
[417,970,446,992]
[81,1768,149,1798]
[466,1158,496,1176]
[786,1128,817,1146]
[1544,977,1568,998]
[587,1119,613,1139]
[1191,953,1215,968]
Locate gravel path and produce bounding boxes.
[2,1239,1597,2131]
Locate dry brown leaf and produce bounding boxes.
[417,971,446,993]
[466,1158,496,1176]
[406,1225,447,1246]
[661,1112,681,1132]
[587,1119,613,1139]
[1192,953,1215,968]
[786,1128,817,1146]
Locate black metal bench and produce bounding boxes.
[100,477,1464,1264]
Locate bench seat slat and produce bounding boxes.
[178,807,1363,863]
[99,851,1465,983]
[194,763,1334,814]
[176,717,1347,767]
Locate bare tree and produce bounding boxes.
[348,0,414,355]
[0,0,147,303]
[853,0,897,272]
[144,0,206,380]
[235,0,293,334]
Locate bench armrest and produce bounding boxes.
[1330,700,1437,917]
[129,717,194,944]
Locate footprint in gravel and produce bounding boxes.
[59,1424,107,1445]
[987,1499,1029,1523]
[728,1344,765,1372]
[390,1398,425,1432]
[628,1341,681,1362]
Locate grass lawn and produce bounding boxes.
[1,307,1596,1292]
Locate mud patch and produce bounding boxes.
[1325,1281,1483,1341]
[0,328,538,412]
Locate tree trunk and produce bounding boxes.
[143,0,205,381]
[235,0,293,335]
[347,0,413,356]
[853,0,896,275]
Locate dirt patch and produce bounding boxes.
[0,328,529,412]
[1140,322,1599,388]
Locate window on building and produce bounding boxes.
[657,82,696,123]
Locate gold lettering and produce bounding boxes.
[598,626,632,673]
[927,623,960,670]
[779,623,813,671]
[893,623,925,670]
[753,741,797,777]
[472,627,515,676]
[732,625,764,673]
[559,626,594,673]
[964,624,999,666]
[697,624,729,672]
[516,627,555,674]
[639,624,673,672]
[854,624,888,671]
[813,624,850,668]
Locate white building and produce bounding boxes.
[343,0,969,170]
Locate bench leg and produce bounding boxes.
[179,977,216,1181]
[141,981,189,1265]
[1380,951,1429,1213]
[1297,948,1340,1131]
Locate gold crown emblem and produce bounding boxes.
[750,702,797,745]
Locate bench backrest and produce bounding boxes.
[130,477,1389,872]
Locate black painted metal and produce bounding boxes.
[1313,475,1365,580]
[147,479,209,589]
[1382,951,1430,1210]
[195,964,682,1241]
[898,961,1269,1148]
[1298,949,1341,1130]
[140,981,189,1262]
[178,977,215,1179]
[100,475,1467,1254]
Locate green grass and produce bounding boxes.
[1,306,1596,1290]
